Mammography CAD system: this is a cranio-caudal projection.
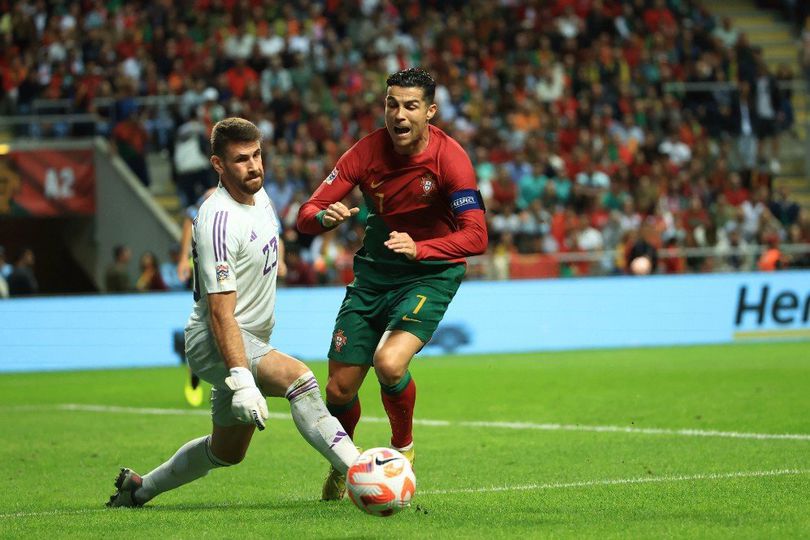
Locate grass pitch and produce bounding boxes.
[0,341,808,538]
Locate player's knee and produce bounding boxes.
[283,359,311,387]
[373,350,407,386]
[325,377,355,404]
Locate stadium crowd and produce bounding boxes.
[2,0,810,291]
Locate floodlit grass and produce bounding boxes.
[0,341,808,538]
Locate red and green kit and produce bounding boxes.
[297,125,488,364]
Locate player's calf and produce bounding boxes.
[286,371,360,474]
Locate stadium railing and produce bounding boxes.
[467,243,810,280]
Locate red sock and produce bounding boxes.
[327,396,361,439]
[381,377,416,448]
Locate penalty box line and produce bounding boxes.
[4,403,810,442]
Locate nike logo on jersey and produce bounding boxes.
[401,315,422,323]
[370,179,384,188]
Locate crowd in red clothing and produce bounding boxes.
[2,0,810,282]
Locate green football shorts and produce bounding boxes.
[327,263,465,365]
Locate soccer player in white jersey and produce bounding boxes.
[107,118,359,507]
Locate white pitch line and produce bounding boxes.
[1,469,807,520]
[457,420,810,441]
[420,468,810,495]
[3,403,810,442]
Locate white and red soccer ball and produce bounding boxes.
[346,447,416,517]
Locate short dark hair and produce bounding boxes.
[386,68,436,103]
[210,117,261,158]
[113,244,128,260]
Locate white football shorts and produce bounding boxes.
[185,326,276,426]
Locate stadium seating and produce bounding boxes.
[2,0,809,284]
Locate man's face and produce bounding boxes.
[22,249,34,267]
[384,85,437,153]
[212,140,264,198]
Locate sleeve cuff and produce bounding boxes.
[315,210,328,228]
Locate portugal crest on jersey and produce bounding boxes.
[333,329,348,352]
[420,174,436,199]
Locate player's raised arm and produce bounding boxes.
[296,164,359,235]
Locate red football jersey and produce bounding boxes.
[297,125,487,264]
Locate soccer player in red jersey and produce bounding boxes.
[296,68,488,500]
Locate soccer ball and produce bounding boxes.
[346,447,416,517]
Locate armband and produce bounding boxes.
[449,189,486,215]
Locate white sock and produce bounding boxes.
[286,371,360,474]
[137,435,230,503]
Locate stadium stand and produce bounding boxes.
[1,0,809,289]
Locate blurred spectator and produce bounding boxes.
[626,224,659,275]
[775,64,795,137]
[490,204,521,243]
[3,0,808,283]
[490,168,518,212]
[198,88,226,135]
[177,187,217,285]
[575,162,610,192]
[787,223,810,267]
[757,235,784,271]
[730,82,758,171]
[769,187,800,227]
[658,128,692,169]
[718,228,752,271]
[752,63,782,173]
[0,246,9,298]
[264,162,297,219]
[160,244,186,291]
[7,248,38,296]
[661,236,686,274]
[740,187,770,242]
[724,172,751,207]
[0,246,12,278]
[105,244,132,292]
[173,114,213,207]
[112,109,151,186]
[713,17,740,49]
[283,247,316,287]
[135,251,167,292]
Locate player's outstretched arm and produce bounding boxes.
[297,162,358,235]
[209,291,269,430]
[320,202,359,228]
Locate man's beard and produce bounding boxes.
[226,170,263,194]
[243,172,263,193]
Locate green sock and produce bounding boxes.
[380,370,412,395]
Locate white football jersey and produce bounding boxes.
[186,184,280,342]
